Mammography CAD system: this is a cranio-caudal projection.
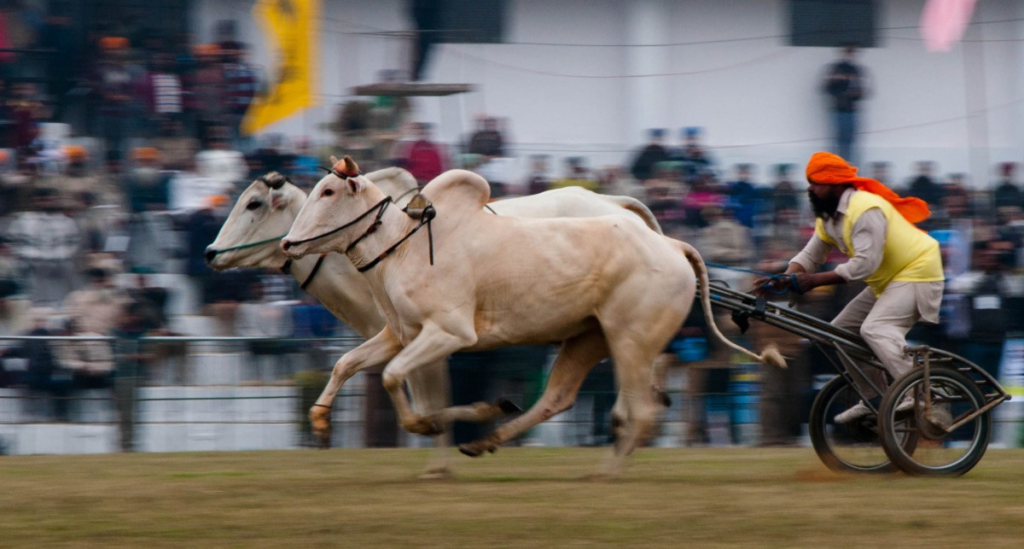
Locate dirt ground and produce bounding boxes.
[2,447,1023,547]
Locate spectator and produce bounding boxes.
[643,165,686,237]
[195,124,247,191]
[726,163,759,228]
[906,161,945,227]
[550,156,599,191]
[701,204,754,289]
[291,137,321,179]
[169,158,227,213]
[869,161,891,187]
[112,300,150,452]
[221,41,260,148]
[399,122,447,185]
[292,293,339,338]
[92,37,138,159]
[184,194,229,308]
[186,43,225,143]
[62,267,129,336]
[55,145,105,211]
[14,308,73,421]
[822,44,868,163]
[152,117,200,172]
[681,172,725,230]
[139,52,183,127]
[123,147,174,273]
[629,128,670,182]
[5,187,81,305]
[236,279,294,379]
[771,163,800,215]
[467,115,505,158]
[673,126,714,173]
[993,162,1023,210]
[597,165,644,200]
[7,81,46,150]
[949,244,1013,379]
[523,154,551,195]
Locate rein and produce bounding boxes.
[703,262,804,296]
[207,234,288,256]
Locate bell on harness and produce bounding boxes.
[403,194,436,221]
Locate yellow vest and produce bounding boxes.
[815,191,943,296]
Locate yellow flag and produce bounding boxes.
[241,0,319,135]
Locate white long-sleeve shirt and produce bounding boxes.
[790,188,887,282]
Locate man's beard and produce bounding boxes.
[809,191,841,219]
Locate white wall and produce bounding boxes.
[193,0,1024,187]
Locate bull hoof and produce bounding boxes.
[495,398,522,416]
[309,406,333,449]
[459,443,484,458]
[658,390,672,408]
[459,438,498,458]
[419,467,455,481]
[404,417,444,437]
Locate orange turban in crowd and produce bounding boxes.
[131,147,161,162]
[805,151,931,224]
[62,145,88,162]
[99,37,130,51]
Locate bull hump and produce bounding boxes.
[419,170,491,214]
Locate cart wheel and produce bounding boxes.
[809,376,916,473]
[879,366,991,476]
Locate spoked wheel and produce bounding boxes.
[879,366,991,477]
[809,376,917,473]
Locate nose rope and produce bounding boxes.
[207,234,289,257]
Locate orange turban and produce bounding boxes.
[131,147,161,161]
[99,37,130,51]
[62,145,88,162]
[805,152,931,224]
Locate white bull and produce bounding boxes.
[282,157,783,477]
[206,165,667,477]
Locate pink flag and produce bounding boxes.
[920,0,978,52]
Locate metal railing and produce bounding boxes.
[2,334,1019,456]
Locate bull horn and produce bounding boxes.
[262,171,287,190]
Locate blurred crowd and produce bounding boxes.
[1,5,1022,448]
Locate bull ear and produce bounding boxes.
[347,175,363,194]
[270,189,287,210]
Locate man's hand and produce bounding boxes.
[753,275,787,296]
[754,272,817,296]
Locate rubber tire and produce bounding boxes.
[809,375,903,474]
[879,366,991,477]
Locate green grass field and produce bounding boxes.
[2,448,1023,547]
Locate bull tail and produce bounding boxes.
[604,195,664,235]
[677,240,786,369]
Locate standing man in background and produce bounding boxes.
[822,45,868,164]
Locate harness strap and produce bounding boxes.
[355,205,436,273]
[301,255,327,290]
[285,197,392,248]
[280,255,327,290]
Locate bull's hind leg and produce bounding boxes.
[459,331,608,458]
[595,338,666,478]
[406,359,455,480]
[310,326,403,448]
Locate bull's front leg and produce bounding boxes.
[381,323,477,437]
[310,326,403,448]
